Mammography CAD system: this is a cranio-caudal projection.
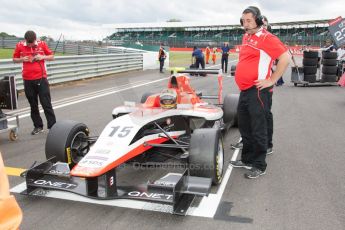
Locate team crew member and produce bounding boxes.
[221,42,230,73]
[158,46,167,73]
[230,6,289,179]
[205,46,211,64]
[262,15,274,153]
[192,46,205,69]
[212,47,217,65]
[13,30,56,135]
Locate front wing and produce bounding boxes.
[22,159,211,215]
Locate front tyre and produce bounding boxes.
[189,128,224,185]
[45,120,90,168]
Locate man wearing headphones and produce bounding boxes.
[230,6,289,179]
[13,30,56,135]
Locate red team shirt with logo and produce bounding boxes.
[13,41,53,80]
[235,28,287,91]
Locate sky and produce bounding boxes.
[0,0,344,41]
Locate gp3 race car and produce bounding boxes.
[21,69,239,215]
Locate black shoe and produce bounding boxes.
[229,160,252,170]
[267,148,273,155]
[31,127,43,135]
[231,141,243,150]
[244,167,266,179]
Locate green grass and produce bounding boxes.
[0,48,67,59]
[0,48,14,59]
[169,51,234,68]
[169,51,194,67]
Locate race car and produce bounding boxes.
[22,69,239,215]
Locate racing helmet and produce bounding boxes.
[160,89,177,109]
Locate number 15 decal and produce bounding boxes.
[109,126,133,138]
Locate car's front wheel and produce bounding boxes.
[189,128,224,185]
[45,120,90,168]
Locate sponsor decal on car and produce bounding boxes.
[94,149,111,155]
[84,156,109,161]
[128,191,173,200]
[33,179,77,189]
[66,147,72,164]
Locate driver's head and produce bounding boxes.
[160,89,177,109]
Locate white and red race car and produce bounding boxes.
[22,69,239,215]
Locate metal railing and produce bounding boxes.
[0,38,142,55]
[0,53,143,90]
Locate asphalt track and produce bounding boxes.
[1,56,345,230]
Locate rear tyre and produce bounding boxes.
[140,92,154,103]
[45,120,90,168]
[189,128,224,185]
[223,93,239,127]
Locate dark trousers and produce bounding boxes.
[276,77,284,85]
[267,89,273,149]
[238,86,270,171]
[159,58,165,72]
[195,58,205,69]
[24,78,56,129]
[221,55,228,73]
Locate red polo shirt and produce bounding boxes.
[235,28,287,91]
[13,40,53,80]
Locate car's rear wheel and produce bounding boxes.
[140,92,154,103]
[189,128,224,185]
[223,93,239,127]
[45,120,90,168]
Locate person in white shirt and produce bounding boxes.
[336,45,345,61]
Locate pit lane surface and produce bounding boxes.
[1,57,345,230]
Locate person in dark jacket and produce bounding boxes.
[220,43,230,73]
[192,46,205,69]
[158,46,167,73]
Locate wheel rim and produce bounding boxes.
[70,131,88,163]
[216,139,224,180]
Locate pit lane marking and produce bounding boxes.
[5,167,25,176]
[187,146,240,217]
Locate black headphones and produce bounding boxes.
[240,6,264,27]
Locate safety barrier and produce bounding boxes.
[0,53,143,90]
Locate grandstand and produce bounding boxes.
[107,19,332,48]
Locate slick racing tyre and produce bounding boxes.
[223,93,239,127]
[303,58,318,66]
[322,51,337,59]
[303,74,316,83]
[45,120,90,168]
[322,59,337,66]
[303,51,318,59]
[140,92,154,103]
[303,66,317,75]
[189,128,224,185]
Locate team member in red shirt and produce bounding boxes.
[13,30,56,135]
[230,6,289,179]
